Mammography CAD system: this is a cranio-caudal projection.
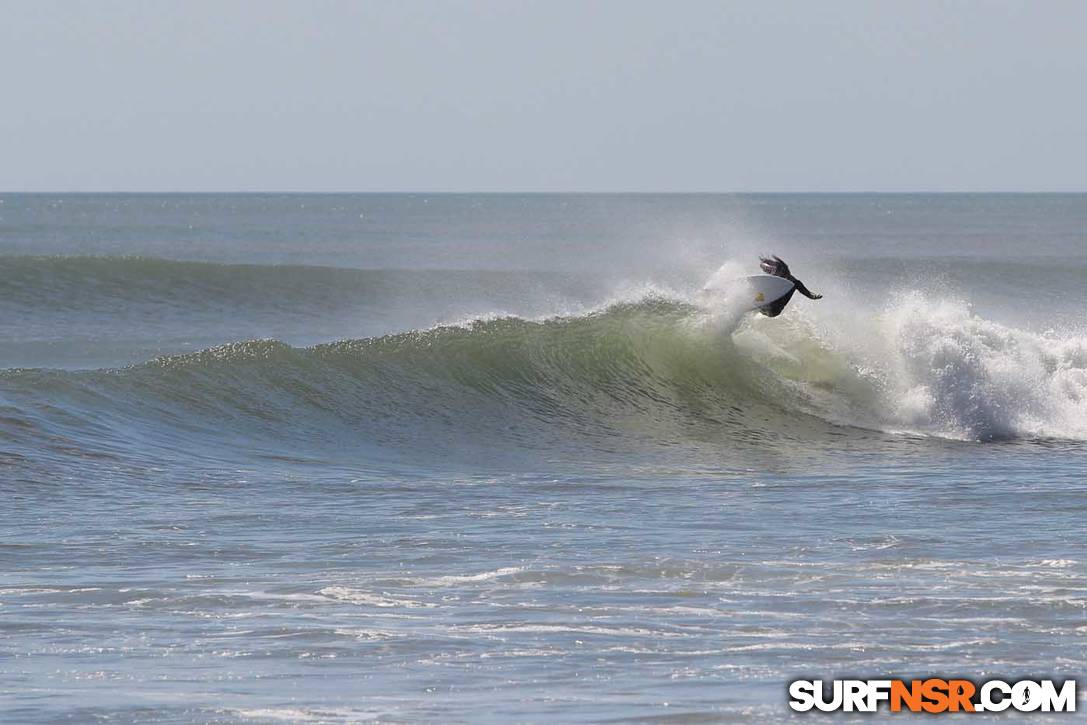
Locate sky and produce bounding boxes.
[2,0,1086,192]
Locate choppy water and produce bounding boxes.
[2,194,1086,721]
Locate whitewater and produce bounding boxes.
[2,194,1086,721]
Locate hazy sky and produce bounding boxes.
[3,0,1085,191]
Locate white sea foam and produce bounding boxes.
[317,587,433,609]
[408,566,525,587]
[718,282,1087,441]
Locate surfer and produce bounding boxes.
[757,255,822,317]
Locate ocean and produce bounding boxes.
[1,193,1085,721]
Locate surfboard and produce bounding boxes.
[737,275,795,312]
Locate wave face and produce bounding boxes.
[4,290,1087,473]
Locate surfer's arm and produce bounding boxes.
[791,278,822,300]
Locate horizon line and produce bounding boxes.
[3,189,1087,195]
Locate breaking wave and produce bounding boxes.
[3,286,1087,470]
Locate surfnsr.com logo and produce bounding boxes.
[788,678,1077,713]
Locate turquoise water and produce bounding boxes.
[2,194,1085,721]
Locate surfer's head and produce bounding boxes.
[759,254,791,278]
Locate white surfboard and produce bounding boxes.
[735,275,795,312]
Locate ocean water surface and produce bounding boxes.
[2,194,1086,721]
